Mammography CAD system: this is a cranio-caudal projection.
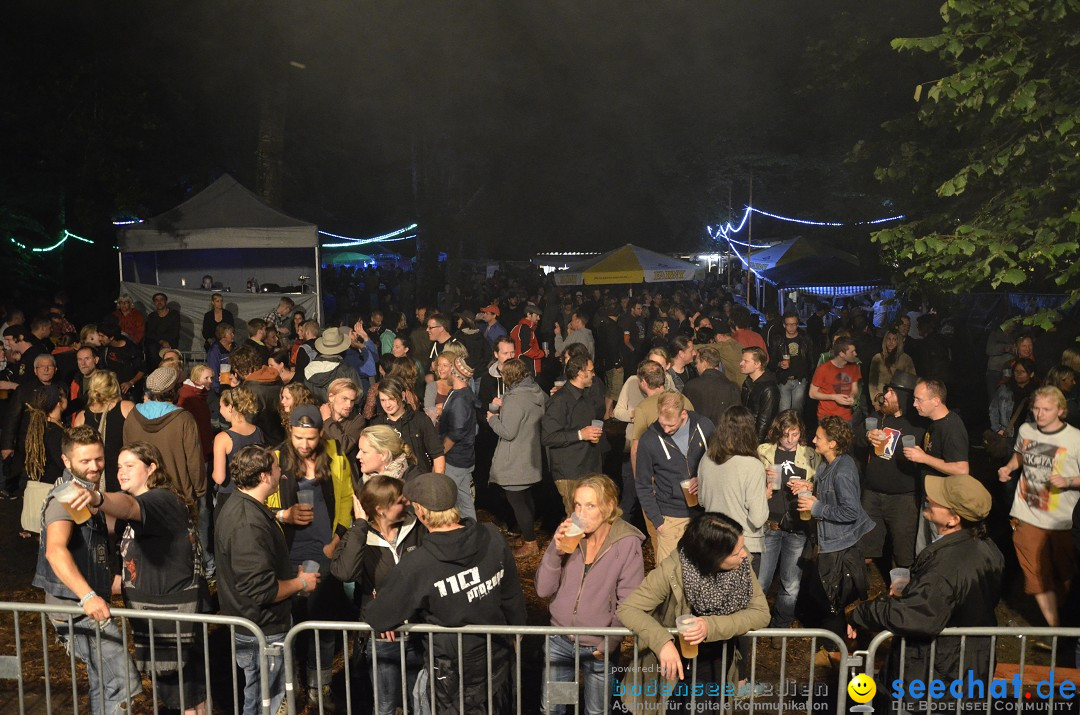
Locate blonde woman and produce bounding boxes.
[423,352,455,425]
[72,370,135,492]
[212,387,265,510]
[356,424,421,484]
[201,292,233,349]
[178,365,214,469]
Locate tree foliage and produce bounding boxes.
[872,0,1080,328]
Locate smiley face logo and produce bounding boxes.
[848,673,876,703]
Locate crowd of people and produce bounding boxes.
[5,275,1080,714]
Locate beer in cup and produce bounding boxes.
[798,490,813,521]
[559,514,586,554]
[680,479,698,507]
[53,482,92,525]
[676,615,699,660]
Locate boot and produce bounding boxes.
[307,684,337,713]
[513,540,539,558]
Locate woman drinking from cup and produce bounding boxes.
[617,512,770,707]
[790,416,874,670]
[756,410,821,633]
[535,474,645,715]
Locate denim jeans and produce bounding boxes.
[778,378,807,413]
[197,492,215,578]
[444,463,477,522]
[235,631,286,715]
[52,615,142,715]
[369,637,424,715]
[542,635,611,715]
[757,529,807,628]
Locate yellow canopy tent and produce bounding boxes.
[554,244,703,286]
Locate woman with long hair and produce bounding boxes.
[356,424,421,485]
[72,370,135,493]
[320,378,366,458]
[69,442,208,714]
[362,355,420,420]
[790,416,874,670]
[331,475,427,715]
[868,328,915,402]
[278,382,316,434]
[989,356,1038,440]
[756,410,821,633]
[22,385,67,486]
[370,376,445,474]
[536,474,644,714]
[423,352,456,425]
[487,358,546,557]
[212,387,265,511]
[698,406,769,571]
[617,512,770,707]
[177,365,214,472]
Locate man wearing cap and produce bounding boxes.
[850,474,1003,700]
[510,302,547,375]
[477,303,507,347]
[440,356,479,521]
[99,322,146,399]
[216,444,319,715]
[363,472,527,714]
[553,309,594,360]
[302,325,363,403]
[123,366,211,572]
[998,386,1080,631]
[856,370,926,581]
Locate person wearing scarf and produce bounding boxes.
[616,513,770,711]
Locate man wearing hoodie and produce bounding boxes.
[123,366,210,573]
[510,303,547,375]
[229,344,286,445]
[635,392,714,564]
[364,472,527,715]
[739,346,780,444]
[303,326,363,403]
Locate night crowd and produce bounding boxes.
[5,265,1080,714]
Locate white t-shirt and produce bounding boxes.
[1010,422,1080,530]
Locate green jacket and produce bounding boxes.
[614,552,770,711]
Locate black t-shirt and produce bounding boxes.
[860,413,926,494]
[767,447,808,526]
[106,339,145,385]
[923,411,969,478]
[119,489,196,596]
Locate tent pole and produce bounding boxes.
[314,243,322,323]
[117,249,124,285]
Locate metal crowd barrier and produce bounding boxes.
[0,601,269,715]
[284,622,849,714]
[858,626,1080,713]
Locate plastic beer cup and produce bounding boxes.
[798,490,813,521]
[676,615,699,660]
[890,568,911,595]
[54,482,92,525]
[680,479,698,507]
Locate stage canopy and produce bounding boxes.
[554,244,703,286]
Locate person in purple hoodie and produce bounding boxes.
[535,474,645,715]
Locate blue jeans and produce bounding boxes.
[542,635,611,715]
[198,492,215,577]
[235,631,286,715]
[757,529,807,628]
[369,637,424,715]
[444,463,476,522]
[778,378,806,413]
[52,615,142,715]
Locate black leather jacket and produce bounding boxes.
[851,529,1003,688]
[740,370,780,443]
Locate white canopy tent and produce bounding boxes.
[118,174,321,305]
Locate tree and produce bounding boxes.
[871,0,1080,329]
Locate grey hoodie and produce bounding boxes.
[487,377,547,487]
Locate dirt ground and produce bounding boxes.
[0,464,1068,714]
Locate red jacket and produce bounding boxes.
[510,318,544,374]
[177,381,214,460]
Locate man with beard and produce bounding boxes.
[143,292,181,370]
[32,427,142,713]
[542,354,604,515]
[363,472,526,715]
[67,346,99,416]
[510,303,546,376]
[1,354,59,496]
[857,370,926,584]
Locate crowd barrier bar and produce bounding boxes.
[858,626,1080,713]
[0,601,270,715]
[283,622,849,715]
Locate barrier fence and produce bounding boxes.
[858,626,1080,714]
[7,600,1073,715]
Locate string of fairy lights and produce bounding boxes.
[9,207,904,261]
[706,206,905,281]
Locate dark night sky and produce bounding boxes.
[3,1,941,261]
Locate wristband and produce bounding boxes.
[299,575,308,591]
[78,591,97,607]
[277,510,285,523]
[94,490,105,508]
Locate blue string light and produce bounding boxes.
[111,218,143,226]
[10,230,94,253]
[322,234,417,249]
[317,223,418,243]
